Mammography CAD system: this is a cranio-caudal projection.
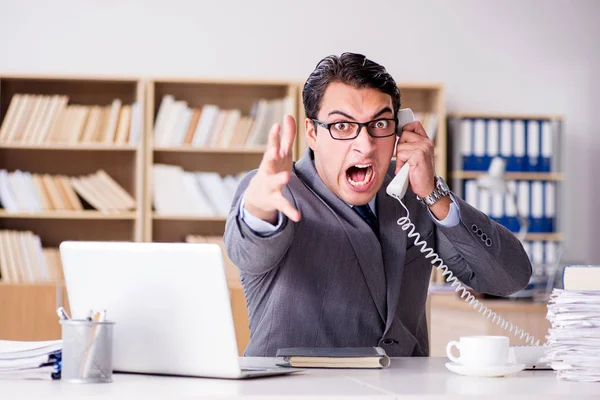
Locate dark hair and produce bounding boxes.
[302,52,401,120]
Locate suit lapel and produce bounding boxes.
[377,171,409,331]
[294,152,387,324]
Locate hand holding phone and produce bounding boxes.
[386,109,415,199]
[392,108,437,200]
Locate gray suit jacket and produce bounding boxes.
[223,149,532,357]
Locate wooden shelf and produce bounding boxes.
[152,214,226,222]
[0,210,137,220]
[523,233,563,241]
[0,143,139,151]
[448,112,563,120]
[451,171,563,181]
[0,282,63,287]
[153,146,266,154]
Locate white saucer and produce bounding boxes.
[445,362,526,377]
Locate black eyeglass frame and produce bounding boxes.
[311,117,399,140]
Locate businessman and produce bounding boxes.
[224,52,532,357]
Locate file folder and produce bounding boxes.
[540,120,553,173]
[464,180,478,209]
[527,120,541,172]
[530,181,544,233]
[517,181,530,231]
[473,119,487,171]
[500,119,514,171]
[460,119,474,171]
[504,181,520,233]
[491,191,504,226]
[512,120,526,172]
[486,119,500,173]
[545,182,556,232]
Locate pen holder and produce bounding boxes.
[60,319,115,383]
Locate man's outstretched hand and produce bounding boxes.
[243,115,300,224]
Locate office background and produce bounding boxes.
[2,0,597,263]
[0,0,598,355]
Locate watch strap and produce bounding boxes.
[417,176,449,207]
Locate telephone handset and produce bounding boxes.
[387,108,546,365]
[386,108,414,200]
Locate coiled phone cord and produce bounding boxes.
[394,196,542,347]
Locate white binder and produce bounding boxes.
[473,119,486,170]
[513,120,526,171]
[530,181,544,232]
[527,120,540,171]
[540,120,553,172]
[545,182,556,232]
[460,119,474,170]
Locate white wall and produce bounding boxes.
[1,0,599,263]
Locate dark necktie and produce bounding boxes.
[353,204,379,239]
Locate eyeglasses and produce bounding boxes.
[312,118,398,140]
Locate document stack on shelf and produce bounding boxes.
[543,265,600,382]
[0,339,62,380]
[152,165,246,216]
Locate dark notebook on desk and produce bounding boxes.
[276,347,390,369]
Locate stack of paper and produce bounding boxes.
[0,340,62,380]
[543,288,600,382]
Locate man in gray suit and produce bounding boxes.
[224,52,532,357]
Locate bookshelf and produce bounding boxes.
[294,82,448,180]
[0,74,145,340]
[0,75,145,240]
[144,78,298,243]
[446,113,564,293]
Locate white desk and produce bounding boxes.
[2,357,598,399]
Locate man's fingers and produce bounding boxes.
[397,130,433,145]
[268,171,290,191]
[265,122,281,158]
[260,123,283,172]
[395,158,407,175]
[280,115,297,158]
[274,193,300,222]
[400,121,428,138]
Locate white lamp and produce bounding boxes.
[476,157,529,242]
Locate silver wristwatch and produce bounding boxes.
[417,176,450,207]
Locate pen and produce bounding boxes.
[56,306,71,321]
[80,309,107,377]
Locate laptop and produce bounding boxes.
[59,240,300,379]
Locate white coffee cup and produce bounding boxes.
[446,336,510,367]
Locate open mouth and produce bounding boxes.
[346,164,374,188]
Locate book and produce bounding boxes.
[563,265,600,290]
[276,347,390,369]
